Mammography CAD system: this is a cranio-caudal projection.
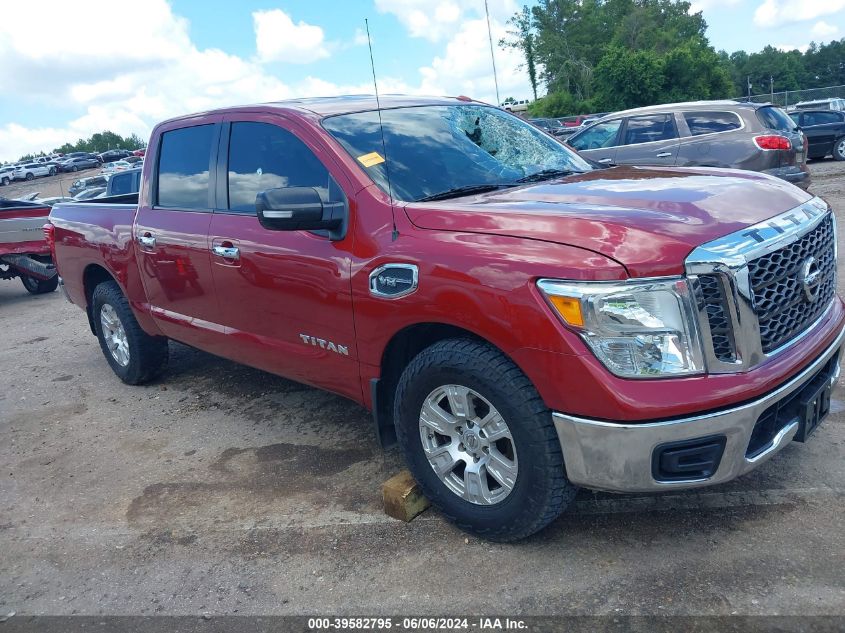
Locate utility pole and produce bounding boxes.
[484,0,501,106]
[747,75,752,101]
[770,76,774,103]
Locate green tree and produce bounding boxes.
[594,46,665,110]
[501,6,540,101]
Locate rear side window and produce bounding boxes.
[156,124,215,209]
[805,112,842,126]
[227,121,341,213]
[683,111,742,136]
[623,114,677,145]
[757,106,796,132]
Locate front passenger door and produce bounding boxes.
[208,117,360,401]
[615,114,680,166]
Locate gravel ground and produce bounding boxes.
[1,160,844,617]
[1,166,102,200]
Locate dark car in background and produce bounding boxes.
[789,110,845,161]
[528,118,570,138]
[567,101,810,189]
[58,155,100,172]
[98,149,132,163]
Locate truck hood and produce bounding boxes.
[404,166,813,277]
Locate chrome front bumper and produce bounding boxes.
[553,327,844,493]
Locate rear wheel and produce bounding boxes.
[92,281,168,384]
[394,338,576,541]
[0,177,8,186]
[71,165,78,172]
[834,137,845,161]
[25,172,34,181]
[21,274,58,294]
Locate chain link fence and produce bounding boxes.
[734,85,845,109]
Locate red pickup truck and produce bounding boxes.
[49,96,844,541]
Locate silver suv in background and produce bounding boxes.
[567,101,810,189]
[794,98,845,112]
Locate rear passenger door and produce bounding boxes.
[206,115,360,401]
[135,119,226,351]
[614,114,679,166]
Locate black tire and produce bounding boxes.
[834,137,845,161]
[1,177,8,186]
[394,338,576,541]
[71,165,78,172]
[92,281,168,385]
[20,274,59,294]
[49,167,56,176]
[25,172,34,181]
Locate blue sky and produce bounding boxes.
[1,0,844,161]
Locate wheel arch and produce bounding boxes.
[371,321,519,448]
[82,264,121,335]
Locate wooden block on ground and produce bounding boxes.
[382,470,430,522]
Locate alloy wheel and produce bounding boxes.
[100,304,130,367]
[418,384,518,505]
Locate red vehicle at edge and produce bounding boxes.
[48,96,844,540]
[1,199,59,294]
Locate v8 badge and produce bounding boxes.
[369,263,419,299]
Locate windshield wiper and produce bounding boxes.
[416,183,516,202]
[516,168,582,183]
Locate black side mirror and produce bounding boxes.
[256,186,346,239]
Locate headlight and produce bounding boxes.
[538,278,704,378]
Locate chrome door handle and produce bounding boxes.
[598,158,613,164]
[656,152,672,158]
[212,245,240,259]
[137,234,156,248]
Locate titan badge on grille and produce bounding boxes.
[685,198,836,373]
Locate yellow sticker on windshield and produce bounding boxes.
[357,151,385,167]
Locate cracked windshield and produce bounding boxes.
[323,104,591,202]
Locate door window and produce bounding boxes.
[156,124,215,209]
[623,115,678,145]
[226,121,343,213]
[804,112,841,126]
[683,111,742,136]
[569,119,622,151]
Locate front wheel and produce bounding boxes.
[394,338,576,541]
[92,281,168,384]
[71,165,78,172]
[25,172,34,181]
[834,137,845,161]
[1,177,8,186]
[21,274,58,294]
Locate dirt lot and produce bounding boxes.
[1,166,103,201]
[2,161,845,617]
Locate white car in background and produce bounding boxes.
[100,160,132,175]
[13,162,56,181]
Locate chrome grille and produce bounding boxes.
[747,214,835,353]
[696,274,735,362]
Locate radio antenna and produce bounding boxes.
[365,18,398,240]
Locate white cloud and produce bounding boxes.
[775,43,811,52]
[0,0,531,162]
[253,9,330,64]
[811,20,839,38]
[418,17,534,106]
[375,0,518,42]
[687,0,742,14]
[754,0,845,28]
[353,28,370,46]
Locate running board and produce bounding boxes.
[0,255,57,280]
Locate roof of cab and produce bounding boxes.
[157,94,484,127]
